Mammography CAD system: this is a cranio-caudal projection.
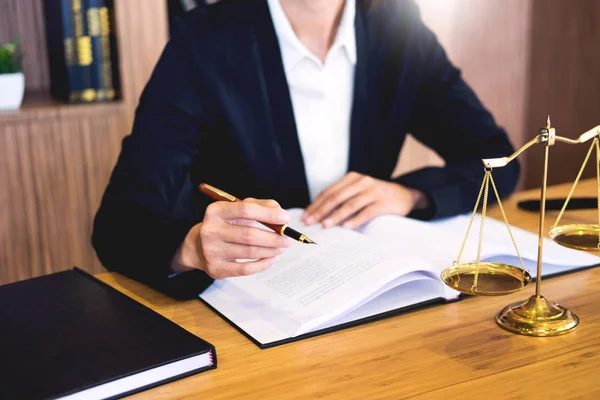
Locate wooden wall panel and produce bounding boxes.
[0,0,169,285]
[395,0,532,188]
[524,0,600,188]
[113,0,171,120]
[404,0,600,190]
[0,113,123,284]
[0,0,50,91]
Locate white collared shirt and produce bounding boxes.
[267,0,356,201]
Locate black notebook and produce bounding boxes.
[0,268,216,400]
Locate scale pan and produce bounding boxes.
[549,224,600,251]
[441,262,532,296]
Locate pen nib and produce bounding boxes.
[299,235,317,245]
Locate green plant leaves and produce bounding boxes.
[0,37,22,74]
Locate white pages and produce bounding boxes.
[200,209,600,346]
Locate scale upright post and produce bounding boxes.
[492,117,579,336]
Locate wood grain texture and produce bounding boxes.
[96,179,600,400]
[524,0,600,188]
[395,0,532,185]
[0,0,50,91]
[0,114,124,282]
[0,91,123,123]
[0,0,169,284]
[112,0,170,119]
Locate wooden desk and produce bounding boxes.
[97,180,600,399]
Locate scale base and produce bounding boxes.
[495,295,579,336]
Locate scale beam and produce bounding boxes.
[482,136,542,168]
[481,122,600,169]
[555,125,600,145]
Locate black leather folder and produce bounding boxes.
[0,268,216,400]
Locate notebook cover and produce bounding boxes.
[0,268,216,400]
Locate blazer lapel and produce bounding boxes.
[348,4,371,175]
[246,0,311,208]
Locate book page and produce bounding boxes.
[432,214,600,275]
[200,274,445,345]
[316,278,443,331]
[358,215,464,272]
[225,222,439,336]
[254,235,393,308]
[358,212,600,275]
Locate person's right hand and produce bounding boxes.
[171,198,293,279]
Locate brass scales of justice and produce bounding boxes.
[440,117,600,336]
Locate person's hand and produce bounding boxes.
[171,198,294,279]
[302,172,428,229]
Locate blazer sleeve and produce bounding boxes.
[393,4,520,220]
[92,19,214,300]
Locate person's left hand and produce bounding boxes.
[302,172,428,229]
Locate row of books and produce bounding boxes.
[44,0,120,103]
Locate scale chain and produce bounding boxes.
[553,138,597,229]
[454,171,489,266]
[455,171,487,267]
[489,173,527,272]
[473,171,491,293]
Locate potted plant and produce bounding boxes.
[0,38,24,111]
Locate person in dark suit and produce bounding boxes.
[167,0,205,32]
[92,0,520,299]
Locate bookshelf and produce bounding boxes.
[0,0,169,284]
[0,91,123,123]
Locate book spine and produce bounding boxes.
[44,0,73,101]
[106,0,121,99]
[85,0,116,101]
[71,0,96,103]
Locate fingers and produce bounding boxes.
[205,242,285,261]
[342,204,381,229]
[205,257,277,279]
[243,198,282,208]
[198,210,292,279]
[205,198,289,225]
[197,197,294,279]
[191,197,293,279]
[227,219,256,227]
[321,194,375,228]
[198,223,290,279]
[201,222,293,248]
[303,172,365,224]
[228,199,281,226]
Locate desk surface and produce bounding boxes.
[98,179,600,400]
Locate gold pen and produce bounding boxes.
[199,183,317,244]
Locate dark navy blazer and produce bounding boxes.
[92,0,520,299]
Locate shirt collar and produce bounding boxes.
[267,0,357,70]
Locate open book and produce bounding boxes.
[199,209,600,348]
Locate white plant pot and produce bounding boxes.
[0,72,25,111]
